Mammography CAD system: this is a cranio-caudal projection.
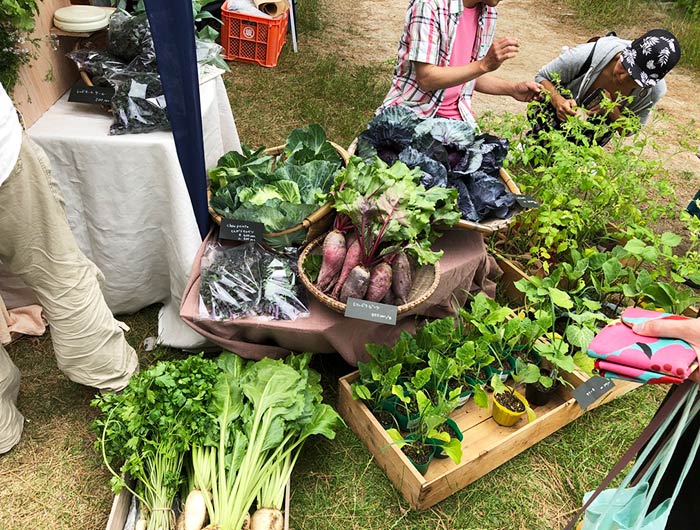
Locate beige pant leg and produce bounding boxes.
[0,343,23,454]
[0,134,138,392]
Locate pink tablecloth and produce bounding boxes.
[180,228,502,365]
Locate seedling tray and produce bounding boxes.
[337,370,636,511]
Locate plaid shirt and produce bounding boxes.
[378,0,497,127]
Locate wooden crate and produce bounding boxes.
[105,482,291,530]
[337,370,636,511]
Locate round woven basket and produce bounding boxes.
[208,142,350,243]
[298,232,441,315]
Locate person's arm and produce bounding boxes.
[633,317,700,384]
[535,42,597,121]
[540,78,578,121]
[413,37,520,92]
[474,74,542,102]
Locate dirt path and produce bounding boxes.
[316,0,700,211]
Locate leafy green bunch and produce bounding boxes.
[331,156,460,266]
[92,354,219,530]
[209,124,343,240]
[190,353,342,530]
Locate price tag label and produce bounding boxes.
[219,219,264,242]
[344,298,398,326]
[572,375,615,411]
[514,194,540,211]
[68,81,115,106]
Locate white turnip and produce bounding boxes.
[339,265,371,303]
[365,262,393,302]
[181,489,207,530]
[250,508,283,530]
[316,230,346,292]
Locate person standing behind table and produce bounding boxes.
[533,29,681,139]
[0,82,139,454]
[378,0,542,128]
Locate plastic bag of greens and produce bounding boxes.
[65,48,128,87]
[107,11,154,64]
[197,242,309,321]
[106,71,170,135]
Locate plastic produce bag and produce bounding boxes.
[107,11,155,65]
[198,242,309,321]
[65,48,128,87]
[195,38,230,72]
[107,72,170,135]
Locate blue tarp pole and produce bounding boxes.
[144,0,210,239]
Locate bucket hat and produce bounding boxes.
[620,29,681,88]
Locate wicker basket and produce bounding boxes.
[208,142,349,244]
[347,137,521,234]
[298,232,441,315]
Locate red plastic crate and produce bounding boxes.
[221,7,288,68]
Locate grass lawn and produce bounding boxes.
[1,0,697,529]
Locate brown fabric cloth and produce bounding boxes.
[180,227,502,366]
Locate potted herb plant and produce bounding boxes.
[489,370,537,427]
[387,389,462,474]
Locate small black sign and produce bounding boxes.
[514,194,540,211]
[68,81,114,105]
[344,297,398,325]
[572,375,615,411]
[219,218,264,242]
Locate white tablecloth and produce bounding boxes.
[27,74,240,348]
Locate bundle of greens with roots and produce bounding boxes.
[187,352,342,530]
[91,352,341,530]
[311,156,460,304]
[91,355,220,530]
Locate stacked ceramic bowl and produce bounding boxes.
[53,5,114,33]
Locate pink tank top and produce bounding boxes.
[436,6,480,120]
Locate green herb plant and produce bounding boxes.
[92,355,220,530]
[1,0,40,91]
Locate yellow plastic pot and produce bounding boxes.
[491,388,536,427]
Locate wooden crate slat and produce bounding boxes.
[338,368,637,511]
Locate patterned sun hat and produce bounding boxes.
[620,29,681,88]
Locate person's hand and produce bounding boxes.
[633,317,700,384]
[551,93,578,122]
[511,81,543,102]
[480,37,520,73]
